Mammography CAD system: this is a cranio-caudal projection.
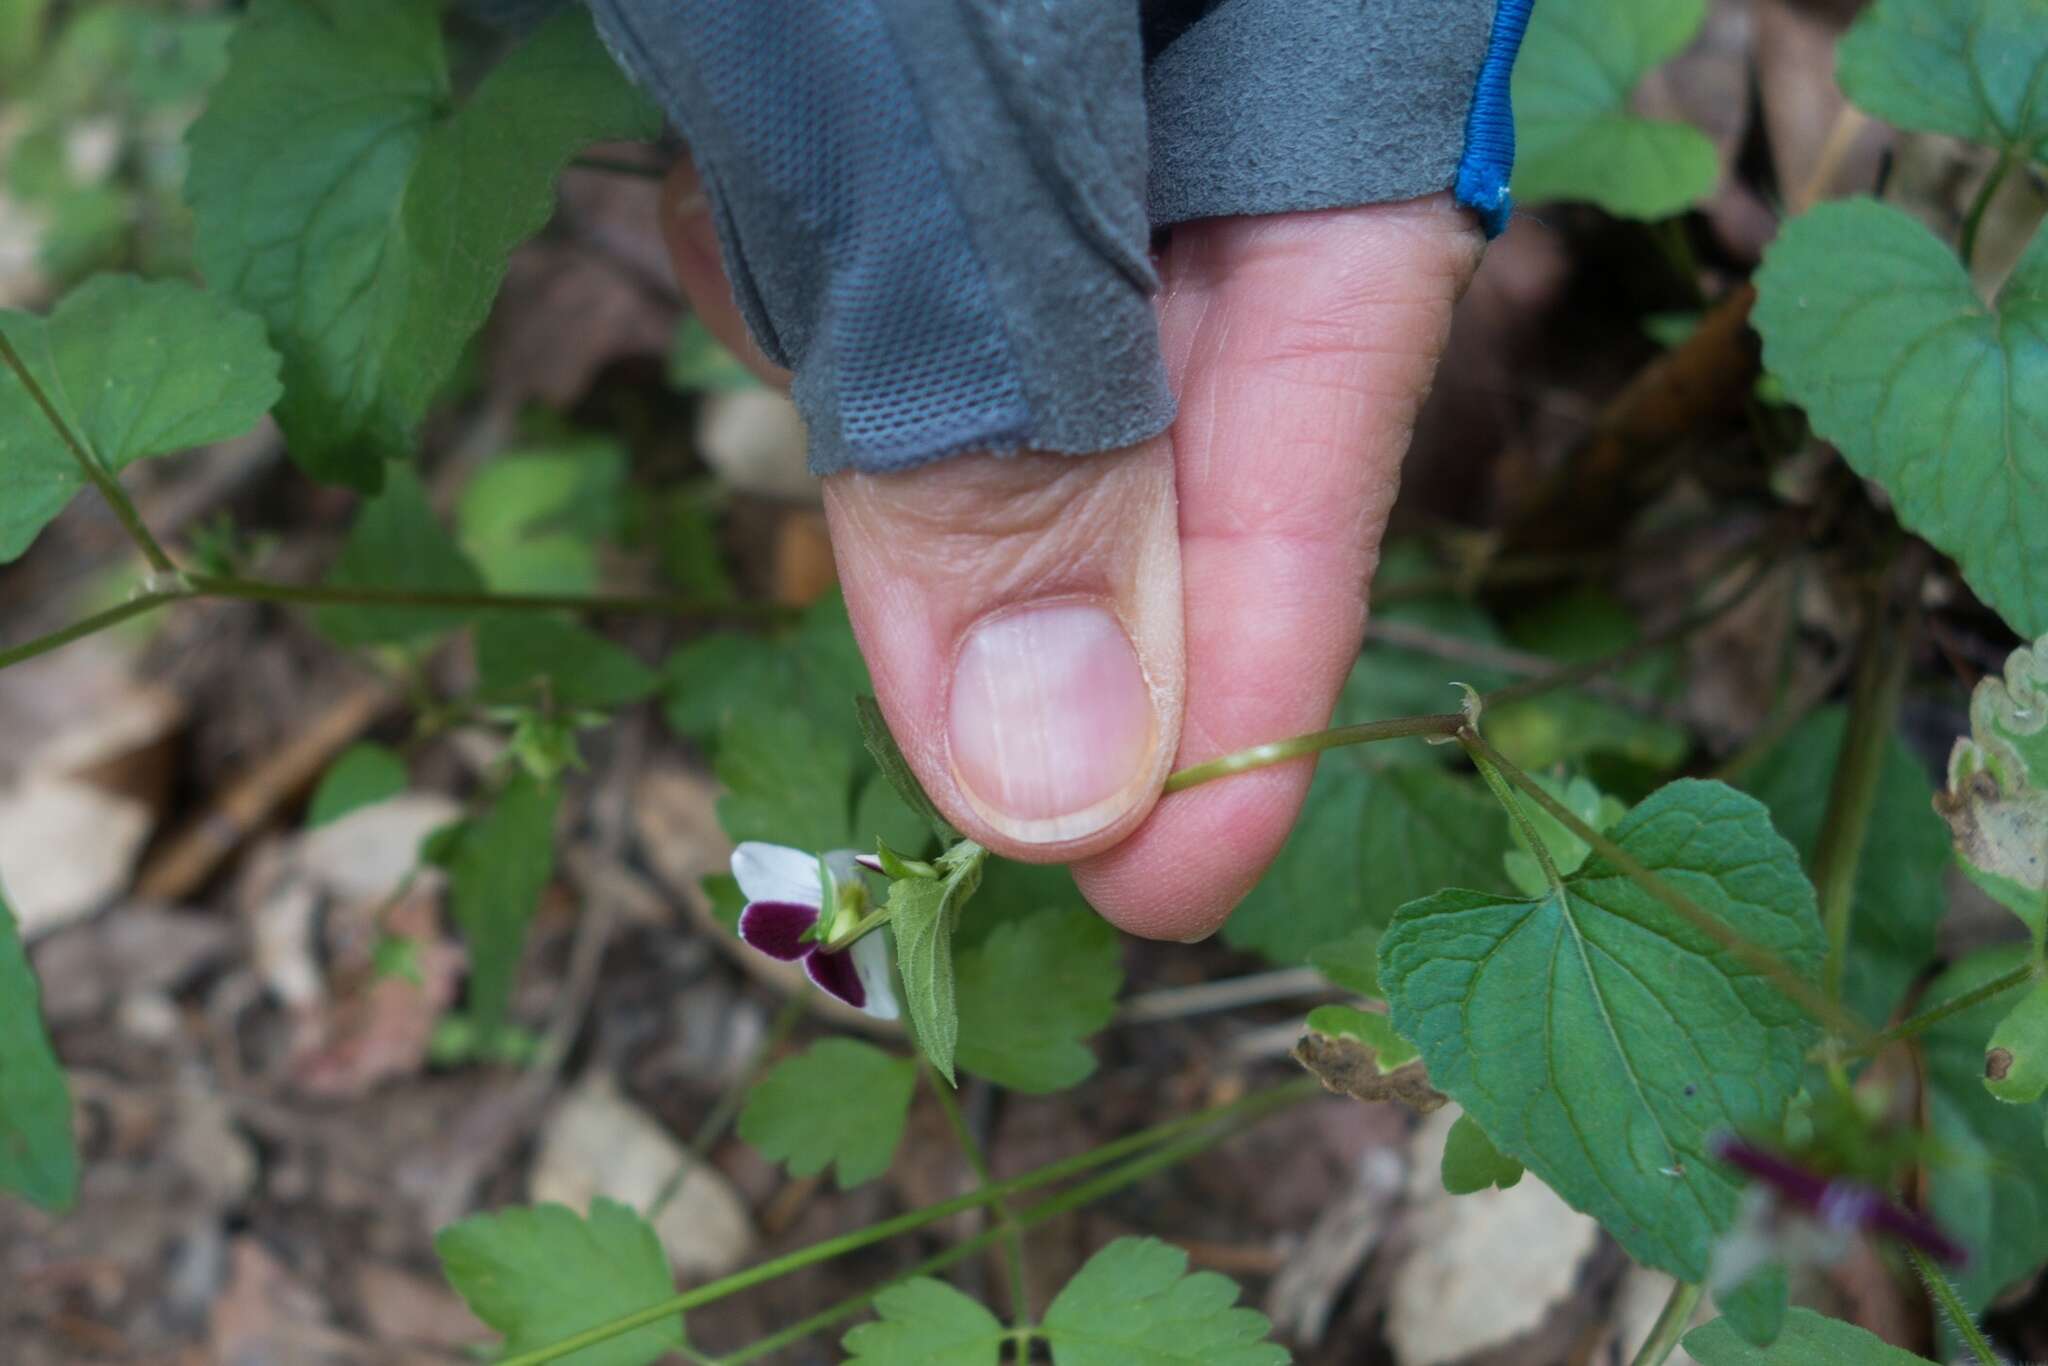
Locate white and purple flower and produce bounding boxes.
[733,842,899,1020]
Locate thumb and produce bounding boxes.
[826,441,1184,859]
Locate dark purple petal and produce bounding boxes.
[804,947,867,1010]
[738,901,819,961]
[1712,1135,1968,1267]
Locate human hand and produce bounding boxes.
[663,164,1483,942]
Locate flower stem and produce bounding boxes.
[925,1064,1034,1338]
[1457,727,1872,1047]
[492,1079,1318,1366]
[1465,737,1563,893]
[715,1079,1316,1364]
[1813,599,1908,1008]
[184,571,790,621]
[1908,1246,2002,1365]
[0,329,179,576]
[0,589,187,670]
[1163,713,1464,793]
[1959,152,2013,270]
[1627,1280,1703,1366]
[1849,964,2037,1060]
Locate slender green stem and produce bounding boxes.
[185,571,791,621]
[823,904,893,953]
[1849,964,2036,1059]
[1466,739,1563,892]
[492,1080,1318,1366]
[716,1081,1316,1365]
[646,996,808,1223]
[925,1065,1034,1336]
[1627,1280,1704,1366]
[1813,603,1909,1006]
[1908,1246,2002,1365]
[0,330,179,575]
[1959,153,2013,270]
[1459,727,1874,1047]
[569,154,667,180]
[1164,713,1463,793]
[0,590,186,670]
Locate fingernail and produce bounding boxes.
[947,602,1157,844]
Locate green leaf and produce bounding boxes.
[738,1039,916,1188]
[1753,199,2048,637]
[315,463,487,647]
[1487,588,1689,774]
[0,275,280,562]
[186,1,659,488]
[1837,0,2048,163]
[1227,760,1512,964]
[1040,1236,1287,1365]
[1380,779,1825,1281]
[668,315,761,394]
[715,707,856,855]
[475,616,659,711]
[1741,705,1950,1029]
[1923,948,2048,1309]
[956,905,1122,1093]
[663,595,869,758]
[1303,1004,1420,1070]
[856,694,953,841]
[435,1197,680,1366]
[307,742,407,827]
[1308,924,1383,999]
[456,442,626,594]
[1503,770,1628,897]
[1442,1112,1524,1194]
[1936,634,2048,943]
[891,843,985,1084]
[1986,977,2048,1103]
[1510,0,1720,218]
[0,889,75,1212]
[1683,1308,1929,1364]
[1717,1263,1791,1349]
[448,770,561,1042]
[842,1277,1005,1365]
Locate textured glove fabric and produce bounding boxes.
[583,0,1527,475]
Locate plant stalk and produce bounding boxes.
[1812,600,1909,1007]
[492,1079,1318,1366]
[1908,1246,2002,1365]
[0,329,178,575]
[1164,713,1463,792]
[1458,727,1872,1047]
[925,1064,1034,1338]
[0,590,186,670]
[715,1084,1311,1364]
[1850,964,2037,1059]
[1627,1280,1704,1366]
[1959,152,2013,270]
[185,571,789,621]
[1466,739,1563,892]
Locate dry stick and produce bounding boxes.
[1457,727,1873,1047]
[493,1079,1319,1366]
[0,330,178,575]
[1627,1280,1704,1366]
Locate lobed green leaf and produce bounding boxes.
[1039,1236,1287,1365]
[307,742,408,827]
[315,463,487,647]
[0,275,279,562]
[1683,1307,1929,1363]
[956,905,1122,1094]
[1837,0,2048,162]
[447,769,561,1042]
[738,1039,917,1188]
[842,1277,1006,1365]
[435,1197,680,1366]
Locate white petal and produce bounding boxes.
[823,849,865,883]
[851,931,900,1021]
[731,841,820,907]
